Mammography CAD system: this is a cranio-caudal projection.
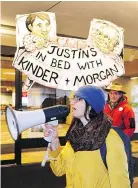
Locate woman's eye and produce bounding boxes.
[105,35,109,39]
[37,23,42,27]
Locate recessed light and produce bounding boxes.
[1,78,7,80]
[0,28,16,36]
[3,72,15,75]
[130,77,138,80]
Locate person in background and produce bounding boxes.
[44,85,131,188]
[104,82,135,138]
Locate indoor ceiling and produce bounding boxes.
[1,1,138,47]
[1,1,138,92]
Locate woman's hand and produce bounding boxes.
[44,124,60,151]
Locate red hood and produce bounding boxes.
[117,96,128,107]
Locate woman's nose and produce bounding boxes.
[70,99,76,105]
[42,25,47,31]
[70,100,74,105]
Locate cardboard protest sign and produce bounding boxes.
[13,12,124,91]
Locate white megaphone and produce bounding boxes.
[6,105,70,141]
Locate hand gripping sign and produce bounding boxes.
[13,12,124,91]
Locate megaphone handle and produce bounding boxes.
[41,142,51,167]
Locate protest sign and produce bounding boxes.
[13,12,124,91]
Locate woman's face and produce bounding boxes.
[70,96,86,119]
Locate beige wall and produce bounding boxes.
[1,34,16,47]
[116,77,138,103]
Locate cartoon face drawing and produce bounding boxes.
[93,24,119,54]
[26,13,51,39]
[30,17,50,39]
[88,19,124,55]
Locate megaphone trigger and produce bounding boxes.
[44,120,58,143]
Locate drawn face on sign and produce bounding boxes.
[93,24,119,54]
[26,13,51,39]
[31,17,50,38]
[88,19,123,55]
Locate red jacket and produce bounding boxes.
[104,96,135,137]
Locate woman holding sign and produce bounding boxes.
[44,85,131,188]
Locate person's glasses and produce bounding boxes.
[70,96,82,103]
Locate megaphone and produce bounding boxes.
[6,105,70,141]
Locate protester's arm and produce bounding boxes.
[106,129,131,188]
[44,125,66,176]
[122,106,135,137]
[49,143,66,177]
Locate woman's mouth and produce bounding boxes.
[72,107,76,111]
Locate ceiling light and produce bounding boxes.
[3,72,15,75]
[1,78,7,80]
[0,27,16,36]
[130,77,138,80]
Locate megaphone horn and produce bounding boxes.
[6,105,70,141]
